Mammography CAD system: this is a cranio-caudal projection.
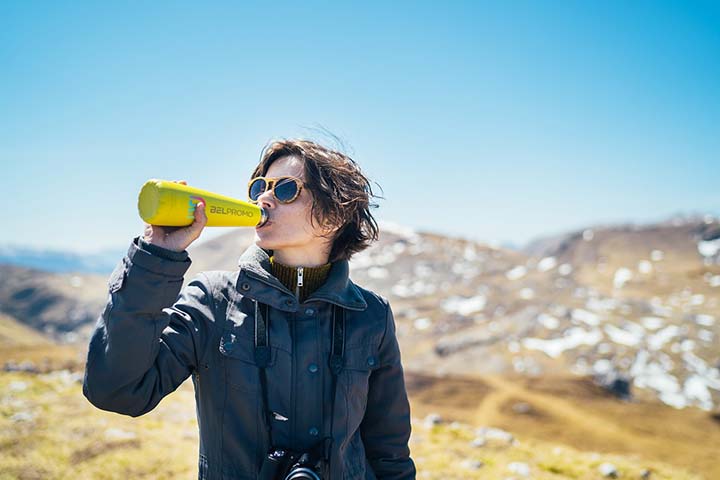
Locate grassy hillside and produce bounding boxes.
[0,313,53,347]
[0,348,714,479]
[406,372,719,479]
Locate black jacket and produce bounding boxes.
[83,236,416,479]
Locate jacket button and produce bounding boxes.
[285,299,294,307]
[241,282,251,291]
[308,427,319,436]
[304,308,315,316]
[367,356,377,367]
[308,363,319,373]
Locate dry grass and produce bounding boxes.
[0,368,199,480]
[407,372,719,479]
[0,342,717,479]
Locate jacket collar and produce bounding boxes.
[236,244,368,312]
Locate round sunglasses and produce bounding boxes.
[247,176,305,204]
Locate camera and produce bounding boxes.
[259,447,325,480]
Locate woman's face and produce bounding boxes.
[252,156,337,266]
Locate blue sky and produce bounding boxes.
[1,1,718,253]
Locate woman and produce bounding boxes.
[83,139,416,479]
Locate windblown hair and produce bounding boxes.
[250,139,381,263]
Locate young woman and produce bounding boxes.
[83,139,416,479]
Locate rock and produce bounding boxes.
[640,469,652,479]
[511,402,532,414]
[449,421,463,430]
[10,411,35,423]
[470,437,486,448]
[507,461,530,477]
[19,361,38,373]
[607,377,632,400]
[476,426,514,444]
[598,462,618,478]
[9,381,28,392]
[461,459,484,470]
[595,372,632,400]
[4,360,39,373]
[40,369,84,386]
[423,413,442,428]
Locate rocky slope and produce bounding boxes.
[1,216,719,411]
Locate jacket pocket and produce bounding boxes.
[219,330,276,392]
[218,330,268,476]
[342,344,380,428]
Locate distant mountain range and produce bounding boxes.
[0,245,125,274]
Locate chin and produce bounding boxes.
[254,235,280,251]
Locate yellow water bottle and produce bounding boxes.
[138,179,268,227]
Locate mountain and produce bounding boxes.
[352,216,719,411]
[0,245,124,274]
[0,264,108,343]
[1,216,719,411]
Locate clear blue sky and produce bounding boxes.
[2,1,718,253]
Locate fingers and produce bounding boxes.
[188,202,207,239]
[195,201,207,225]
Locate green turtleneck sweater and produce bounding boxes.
[270,256,332,303]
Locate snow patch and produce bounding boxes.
[604,324,643,347]
[641,317,664,330]
[572,308,601,326]
[647,325,679,350]
[613,268,633,289]
[413,318,432,331]
[522,327,602,358]
[650,249,664,261]
[367,267,389,279]
[695,314,715,326]
[558,263,573,276]
[441,295,487,316]
[537,313,560,329]
[698,238,720,257]
[519,288,535,300]
[637,260,653,274]
[506,265,527,280]
[537,256,557,272]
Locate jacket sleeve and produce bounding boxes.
[360,302,416,479]
[82,236,214,417]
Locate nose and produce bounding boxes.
[256,185,276,210]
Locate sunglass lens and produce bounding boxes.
[274,178,299,202]
[249,178,267,201]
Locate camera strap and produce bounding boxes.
[253,300,345,463]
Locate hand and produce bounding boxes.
[142,180,208,252]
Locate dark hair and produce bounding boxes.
[251,139,381,262]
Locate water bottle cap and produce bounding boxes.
[258,207,269,226]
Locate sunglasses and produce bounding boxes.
[247,176,305,204]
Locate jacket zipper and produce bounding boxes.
[295,266,304,299]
